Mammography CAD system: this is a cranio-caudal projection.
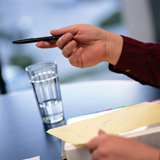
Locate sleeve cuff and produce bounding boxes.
[109,35,147,79]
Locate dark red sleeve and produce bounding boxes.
[109,35,160,89]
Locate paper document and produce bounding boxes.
[47,102,160,146]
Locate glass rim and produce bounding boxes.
[25,61,57,72]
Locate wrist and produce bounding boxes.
[105,32,123,65]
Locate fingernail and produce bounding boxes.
[99,130,106,135]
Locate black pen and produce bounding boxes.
[12,35,62,44]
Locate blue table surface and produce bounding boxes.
[1,80,160,160]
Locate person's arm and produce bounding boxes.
[36,24,160,88]
[87,130,160,160]
[109,36,160,89]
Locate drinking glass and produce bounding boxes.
[26,61,64,124]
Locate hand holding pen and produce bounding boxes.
[36,24,123,68]
[13,24,123,69]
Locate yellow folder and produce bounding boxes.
[47,102,160,146]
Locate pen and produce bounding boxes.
[12,35,62,44]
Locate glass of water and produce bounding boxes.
[25,61,64,124]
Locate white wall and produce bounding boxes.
[121,0,155,42]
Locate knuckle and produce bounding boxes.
[68,58,73,65]
[79,65,84,69]
[62,50,70,58]
[65,32,73,39]
[69,58,76,66]
[69,57,79,68]
[56,41,63,50]
[66,43,72,51]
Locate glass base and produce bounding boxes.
[42,113,64,124]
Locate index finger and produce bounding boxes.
[50,25,79,37]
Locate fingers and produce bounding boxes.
[62,40,76,57]
[87,136,99,153]
[57,33,84,67]
[36,25,76,49]
[69,47,83,67]
[87,130,109,160]
[50,25,79,36]
[36,32,74,49]
[87,130,107,153]
[57,33,73,50]
[36,41,57,48]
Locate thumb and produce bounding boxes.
[98,130,107,135]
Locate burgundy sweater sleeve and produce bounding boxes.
[109,35,160,89]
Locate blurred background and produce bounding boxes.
[0,0,160,94]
